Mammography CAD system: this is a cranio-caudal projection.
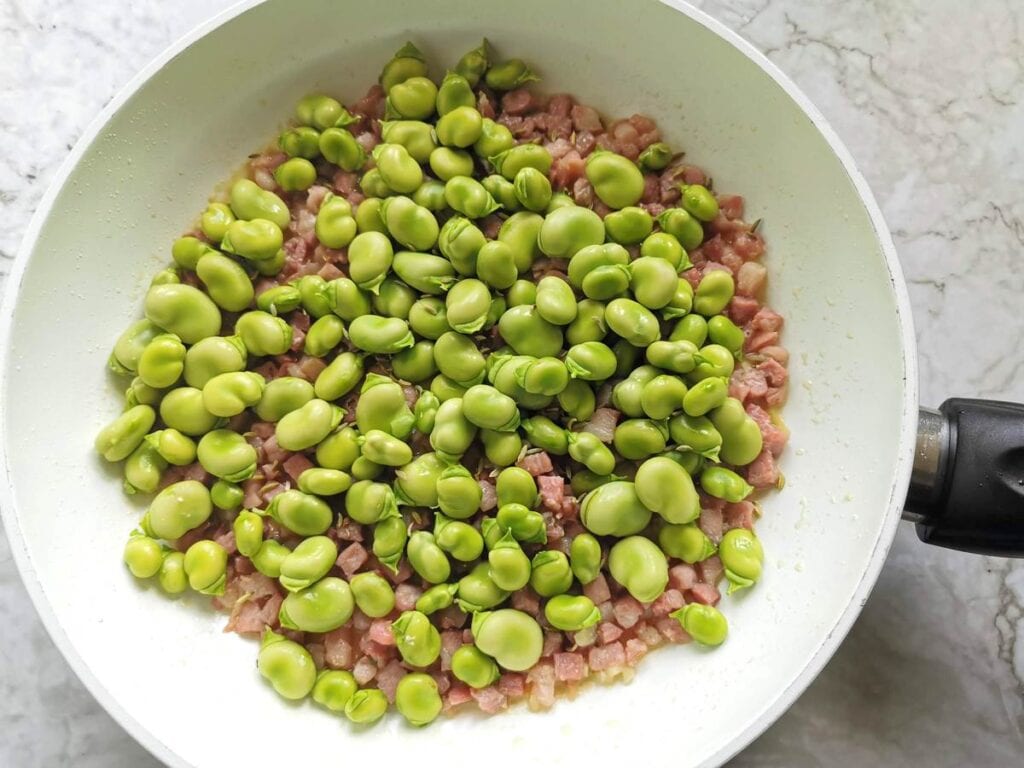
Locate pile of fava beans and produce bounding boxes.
[95,40,775,728]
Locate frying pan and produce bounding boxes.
[2,1,1020,766]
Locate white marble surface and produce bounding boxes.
[1,0,1023,765]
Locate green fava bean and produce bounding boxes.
[701,465,755,502]
[681,184,720,222]
[158,387,220,436]
[275,398,343,451]
[221,218,284,263]
[672,603,728,646]
[202,371,265,418]
[481,429,523,467]
[513,166,552,212]
[356,374,415,437]
[229,179,290,229]
[719,528,764,593]
[462,384,521,432]
[412,179,448,213]
[638,142,674,171]
[258,630,316,700]
[268,489,334,536]
[381,119,437,162]
[444,176,499,219]
[394,451,445,507]
[295,94,353,130]
[280,576,354,633]
[372,143,423,194]
[611,365,659,418]
[657,207,705,251]
[530,550,573,597]
[569,532,603,584]
[109,319,163,375]
[200,202,236,243]
[646,339,700,375]
[158,551,187,594]
[579,481,651,537]
[544,594,601,631]
[145,428,197,466]
[171,236,217,271]
[546,192,575,212]
[436,70,476,115]
[344,689,388,724]
[345,480,398,524]
[183,539,228,595]
[297,467,351,496]
[683,376,729,417]
[434,331,486,386]
[95,405,156,462]
[475,241,518,290]
[581,263,630,301]
[635,456,701,524]
[350,572,396,618]
[488,530,531,591]
[604,206,653,245]
[429,397,478,459]
[348,315,415,354]
[380,196,439,252]
[491,143,551,181]
[534,276,577,326]
[537,204,604,259]
[412,389,440,432]
[253,376,314,422]
[567,431,616,475]
[278,125,321,159]
[408,297,451,340]
[557,378,596,421]
[312,670,358,713]
[123,533,163,578]
[392,610,442,667]
[472,609,543,671]
[380,41,428,92]
[495,467,537,508]
[521,416,569,455]
[485,57,539,91]
[604,298,659,347]
[144,284,221,345]
[345,232,393,294]
[407,531,452,584]
[315,426,360,470]
[498,305,563,357]
[393,340,438,383]
[251,540,291,579]
[360,429,414,466]
[429,146,474,181]
[142,480,212,540]
[124,376,161,409]
[312,352,362,402]
[232,510,264,558]
[394,252,457,296]
[457,562,510,613]
[196,429,257,481]
[516,357,569,396]
[640,232,687,270]
[210,479,243,510]
[475,119,515,161]
[445,279,492,335]
[320,127,367,171]
[183,335,246,389]
[327,277,372,321]
[565,298,608,346]
[497,211,544,272]
[693,270,735,317]
[274,157,316,192]
[612,338,641,378]
[630,256,678,310]
[315,194,357,249]
[303,315,345,358]
[387,76,438,120]
[608,535,669,603]
[235,311,292,356]
[671,313,709,347]
[565,341,617,382]
[668,412,723,460]
[395,673,443,727]
[454,38,490,86]
[294,275,332,318]
[359,167,392,198]
[585,150,644,209]
[640,374,687,420]
[660,521,717,563]
[436,465,483,520]
[137,333,185,389]
[435,514,485,561]
[708,315,745,356]
[691,344,735,382]
[451,643,500,689]
[278,535,339,592]
[438,216,486,276]
[613,418,668,461]
[436,105,483,148]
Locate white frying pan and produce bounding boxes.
[3,1,1019,766]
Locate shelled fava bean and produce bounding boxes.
[97,38,780,727]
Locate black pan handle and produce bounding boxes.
[905,398,1024,556]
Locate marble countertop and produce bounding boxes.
[2,0,1022,765]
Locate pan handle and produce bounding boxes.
[905,399,1024,556]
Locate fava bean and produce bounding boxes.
[569,532,603,584]
[544,594,601,631]
[671,603,727,646]
[350,572,396,618]
[608,535,668,603]
[579,481,651,537]
[392,610,442,667]
[258,630,316,700]
[471,609,543,671]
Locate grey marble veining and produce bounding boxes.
[1,0,1022,765]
